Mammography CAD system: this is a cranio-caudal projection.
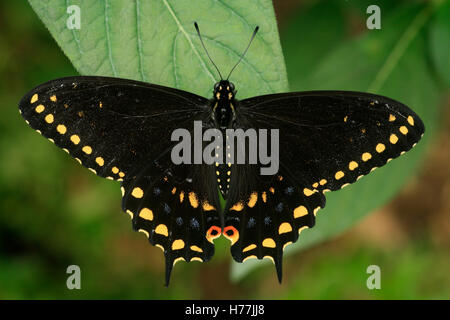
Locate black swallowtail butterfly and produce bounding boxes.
[18,23,424,286]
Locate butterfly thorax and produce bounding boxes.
[209,80,237,197]
[211,80,236,130]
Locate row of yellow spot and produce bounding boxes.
[130,186,217,211]
[241,226,310,263]
[126,206,205,261]
[229,190,269,212]
[309,114,415,191]
[31,93,126,180]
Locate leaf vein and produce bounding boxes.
[104,0,117,76]
[162,0,216,84]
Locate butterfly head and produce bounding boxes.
[213,80,236,101]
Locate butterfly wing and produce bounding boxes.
[224,91,424,281]
[19,76,221,285]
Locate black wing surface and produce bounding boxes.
[223,90,424,281]
[19,76,221,285]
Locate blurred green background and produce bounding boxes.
[0,0,449,299]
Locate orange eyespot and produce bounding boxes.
[206,226,222,243]
[223,226,239,245]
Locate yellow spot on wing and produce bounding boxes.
[30,94,38,103]
[50,95,57,102]
[262,238,276,248]
[243,255,257,262]
[118,172,125,178]
[298,226,309,234]
[376,143,385,153]
[188,192,199,208]
[190,245,203,253]
[179,191,185,203]
[283,242,292,251]
[82,146,92,154]
[138,229,149,238]
[247,192,257,208]
[44,114,54,124]
[263,256,275,264]
[278,222,292,234]
[173,257,185,266]
[131,187,144,198]
[190,257,203,262]
[202,201,216,211]
[243,244,256,252]
[389,114,396,122]
[319,179,327,185]
[172,239,185,250]
[303,188,315,196]
[349,161,358,171]
[95,157,104,166]
[230,202,244,211]
[313,207,320,216]
[56,124,67,134]
[155,224,168,237]
[70,135,80,145]
[35,104,45,113]
[312,182,319,188]
[335,171,345,180]
[407,116,414,126]
[111,166,119,174]
[390,134,398,144]
[294,205,308,218]
[126,210,133,219]
[262,191,267,203]
[399,126,408,135]
[362,152,372,162]
[139,208,153,221]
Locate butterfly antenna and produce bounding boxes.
[194,22,223,80]
[226,26,259,80]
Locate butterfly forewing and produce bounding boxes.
[19,76,210,179]
[238,91,424,192]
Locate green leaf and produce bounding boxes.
[231,2,444,281]
[28,0,288,99]
[429,0,450,87]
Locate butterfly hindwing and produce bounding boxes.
[121,157,221,286]
[223,164,325,282]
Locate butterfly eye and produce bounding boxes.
[214,83,220,91]
[229,82,235,91]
